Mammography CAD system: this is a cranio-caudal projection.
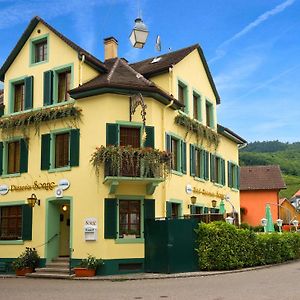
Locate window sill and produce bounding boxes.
[43,99,75,108]
[194,177,205,182]
[171,170,183,177]
[213,182,224,188]
[29,59,48,67]
[0,240,24,245]
[1,173,21,178]
[115,238,144,244]
[48,166,71,173]
[231,188,239,192]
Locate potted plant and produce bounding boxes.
[74,254,103,277]
[12,247,40,276]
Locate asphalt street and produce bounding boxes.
[1,260,300,300]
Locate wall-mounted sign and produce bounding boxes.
[185,184,193,195]
[58,179,70,191]
[0,185,9,195]
[84,218,98,241]
[193,187,225,199]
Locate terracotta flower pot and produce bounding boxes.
[15,268,34,276]
[74,268,96,277]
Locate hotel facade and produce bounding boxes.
[0,17,246,275]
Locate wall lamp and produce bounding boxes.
[188,196,197,209]
[27,193,40,208]
[211,200,217,208]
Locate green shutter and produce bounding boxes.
[165,133,171,152]
[104,198,117,239]
[190,205,196,215]
[20,139,28,173]
[204,151,209,180]
[0,142,3,176]
[43,70,53,106]
[70,129,80,167]
[228,162,232,187]
[24,76,33,110]
[41,134,51,170]
[210,154,215,182]
[190,144,195,176]
[22,205,32,240]
[181,141,186,174]
[166,201,172,218]
[106,123,119,146]
[237,166,240,190]
[144,126,155,148]
[221,159,225,185]
[144,199,155,220]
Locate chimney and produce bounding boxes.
[104,37,118,60]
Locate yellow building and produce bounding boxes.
[0,16,246,275]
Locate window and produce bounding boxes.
[119,200,141,238]
[104,198,155,240]
[228,162,240,189]
[178,81,188,113]
[31,35,48,65]
[0,206,22,240]
[34,39,47,63]
[206,100,214,128]
[166,201,182,219]
[193,92,201,121]
[190,205,203,215]
[10,76,33,113]
[120,127,140,147]
[0,205,32,241]
[41,129,80,171]
[166,133,186,174]
[7,141,20,174]
[14,83,24,113]
[190,145,209,180]
[57,70,71,102]
[55,133,69,168]
[0,139,28,176]
[210,154,225,185]
[43,65,73,106]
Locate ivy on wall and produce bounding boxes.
[174,114,219,149]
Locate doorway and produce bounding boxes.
[46,198,71,262]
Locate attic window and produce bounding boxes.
[151,57,162,64]
[30,34,49,65]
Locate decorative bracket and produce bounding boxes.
[129,93,147,127]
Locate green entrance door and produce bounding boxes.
[46,199,71,262]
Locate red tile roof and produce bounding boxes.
[240,165,286,191]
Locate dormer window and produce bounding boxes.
[34,39,47,63]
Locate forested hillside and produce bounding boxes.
[239,141,300,199]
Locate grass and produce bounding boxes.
[279,174,300,199]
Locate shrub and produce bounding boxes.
[195,222,300,271]
[12,247,40,270]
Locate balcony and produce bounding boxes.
[91,145,172,195]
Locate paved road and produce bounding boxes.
[1,261,300,300]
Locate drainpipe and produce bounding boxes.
[161,65,174,217]
[79,54,85,86]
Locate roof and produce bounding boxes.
[70,57,183,110]
[292,189,300,198]
[217,124,247,145]
[0,16,107,81]
[0,89,3,106]
[240,165,286,191]
[130,44,221,104]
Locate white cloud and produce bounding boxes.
[209,0,295,63]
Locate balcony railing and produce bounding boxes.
[91,145,172,179]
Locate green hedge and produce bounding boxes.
[195,222,300,271]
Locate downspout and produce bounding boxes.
[79,54,85,86]
[161,66,174,217]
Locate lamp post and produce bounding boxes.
[129,17,149,48]
[224,195,236,224]
[276,218,283,233]
[225,216,234,224]
[261,218,267,233]
[292,219,299,232]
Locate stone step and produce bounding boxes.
[26,272,75,279]
[35,267,71,274]
[46,262,69,268]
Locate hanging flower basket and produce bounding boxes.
[174,114,219,149]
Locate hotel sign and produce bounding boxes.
[192,187,225,199]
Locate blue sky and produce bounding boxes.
[0,0,299,143]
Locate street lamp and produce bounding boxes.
[276,218,283,233]
[129,17,149,48]
[225,216,234,224]
[292,219,299,232]
[261,218,267,233]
